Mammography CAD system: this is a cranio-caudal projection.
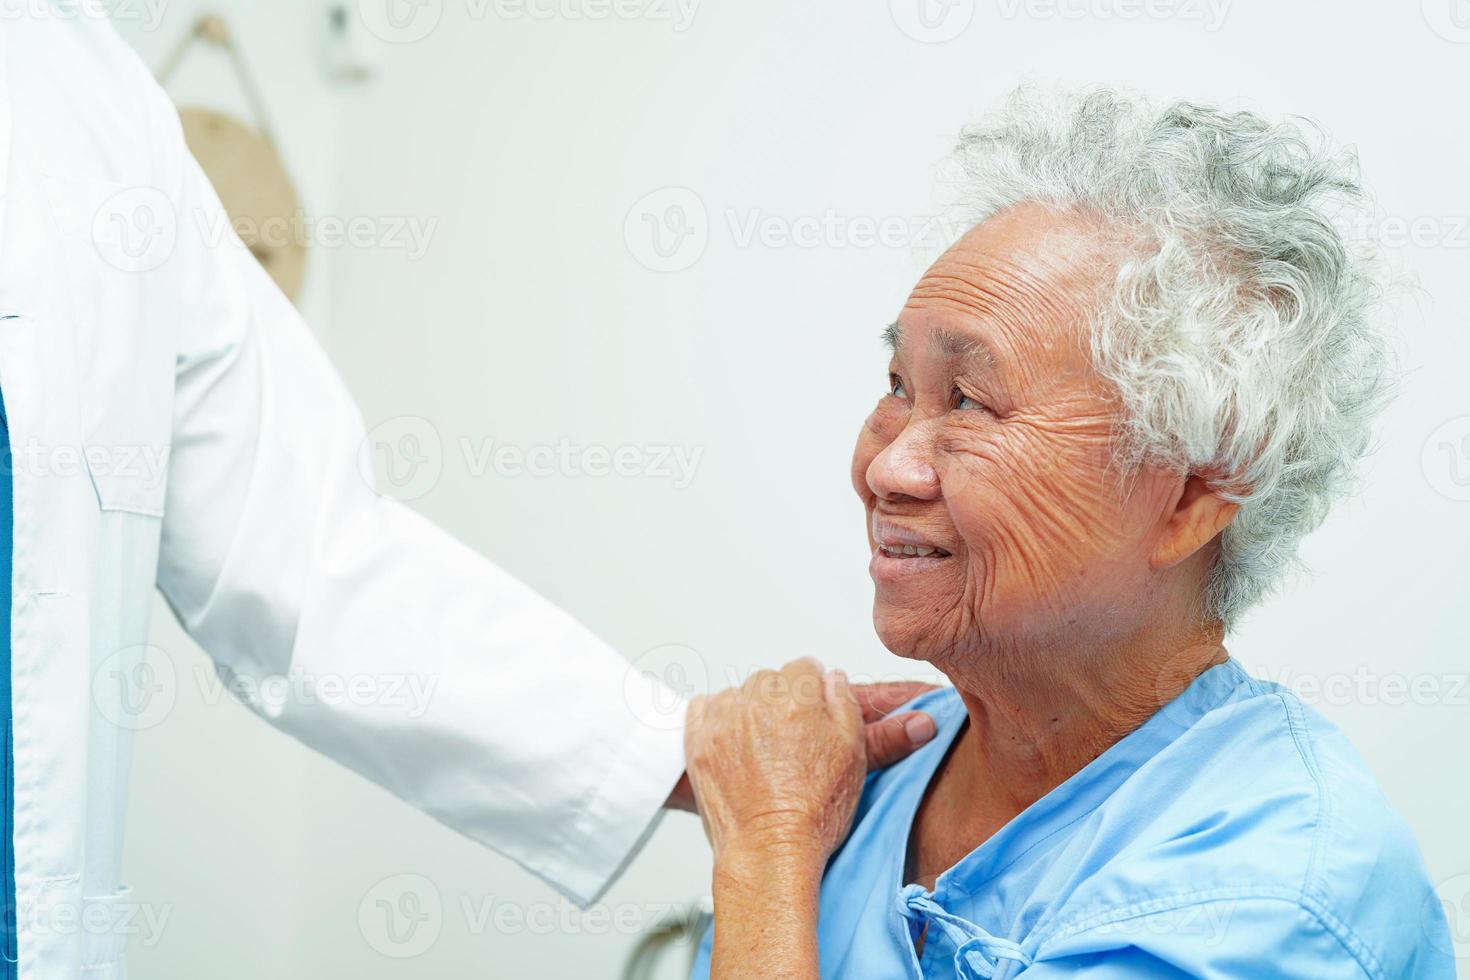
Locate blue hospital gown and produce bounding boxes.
[691,660,1454,978]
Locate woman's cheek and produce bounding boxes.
[935,448,986,501]
[933,426,1010,514]
[940,443,1080,612]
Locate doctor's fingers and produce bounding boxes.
[735,658,826,710]
[822,669,864,733]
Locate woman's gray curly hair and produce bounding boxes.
[944,86,1394,629]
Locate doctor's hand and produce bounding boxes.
[664,673,936,813]
[683,658,889,862]
[685,659,923,980]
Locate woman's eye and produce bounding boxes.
[889,374,908,399]
[954,388,985,411]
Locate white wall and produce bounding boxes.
[113,0,1470,976]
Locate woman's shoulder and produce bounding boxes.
[844,685,964,834]
[1061,673,1450,978]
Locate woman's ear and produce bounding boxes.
[1151,472,1241,570]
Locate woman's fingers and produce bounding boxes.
[851,680,940,723]
[847,678,939,768]
[863,709,938,770]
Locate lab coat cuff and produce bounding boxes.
[544,688,689,907]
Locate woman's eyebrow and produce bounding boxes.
[885,321,998,369]
[882,321,903,354]
[883,322,1001,381]
[931,329,998,370]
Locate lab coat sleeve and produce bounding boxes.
[144,74,686,905]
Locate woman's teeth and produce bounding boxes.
[879,544,948,558]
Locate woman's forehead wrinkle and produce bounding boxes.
[903,246,1094,385]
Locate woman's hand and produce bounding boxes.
[684,657,870,980]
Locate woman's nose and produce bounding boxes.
[866,424,941,502]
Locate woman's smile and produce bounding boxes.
[869,515,955,582]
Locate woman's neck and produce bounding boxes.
[906,630,1228,888]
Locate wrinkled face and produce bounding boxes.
[851,204,1181,668]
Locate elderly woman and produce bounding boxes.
[681,89,1452,979]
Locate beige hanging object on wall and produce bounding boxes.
[158,15,307,303]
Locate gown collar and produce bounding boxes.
[894,658,1252,901]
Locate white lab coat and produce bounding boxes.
[0,10,686,978]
